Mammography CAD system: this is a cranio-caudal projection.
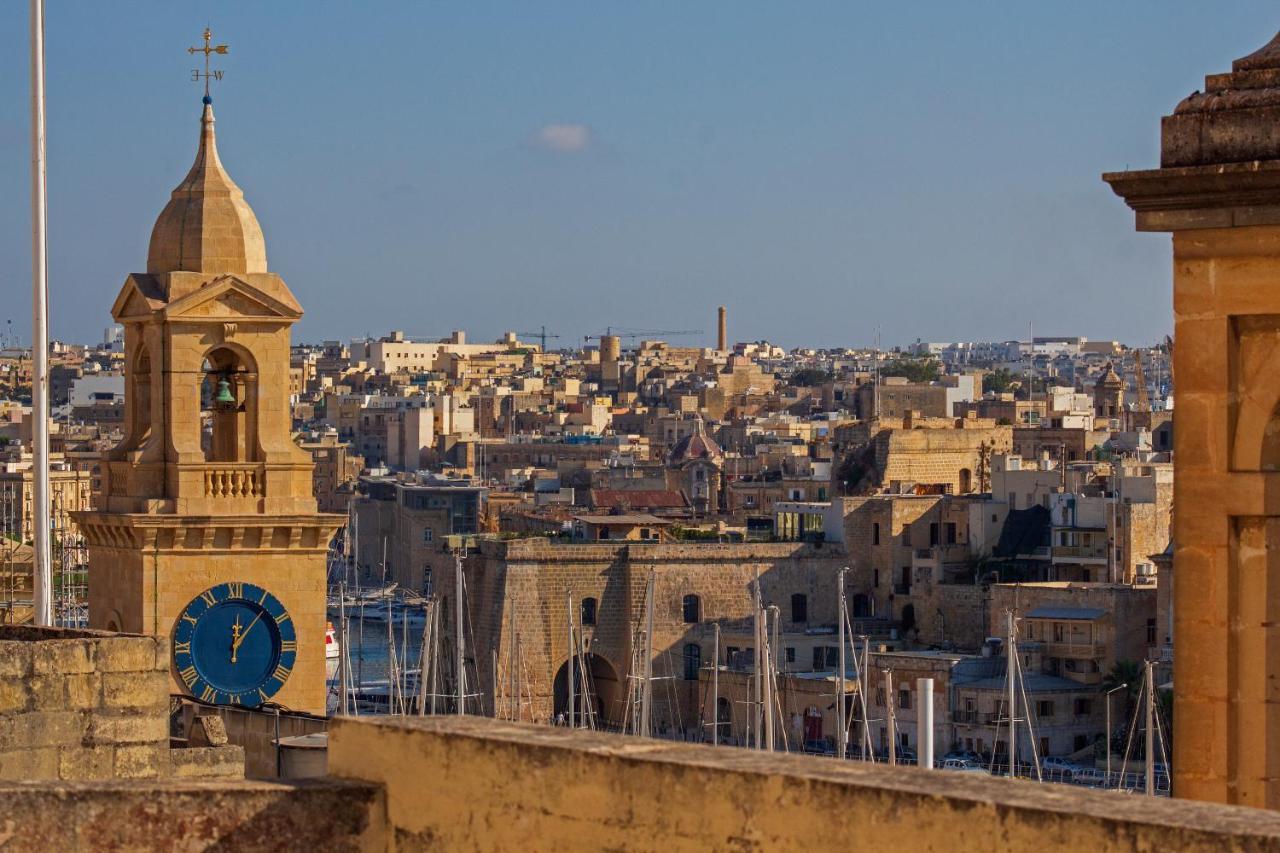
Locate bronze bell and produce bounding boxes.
[214,377,236,407]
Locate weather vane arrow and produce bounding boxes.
[189,27,229,99]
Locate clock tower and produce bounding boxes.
[73,94,341,714]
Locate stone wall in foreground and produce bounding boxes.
[0,625,240,781]
[328,715,1280,852]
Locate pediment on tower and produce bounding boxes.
[111,274,169,321]
[162,274,303,323]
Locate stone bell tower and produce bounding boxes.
[1107,30,1280,808]
[73,96,341,714]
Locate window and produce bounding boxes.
[683,644,701,680]
[929,523,939,547]
[1036,700,1054,718]
[875,688,886,707]
[791,593,808,624]
[898,689,912,710]
[423,568,432,596]
[812,646,838,670]
[785,647,795,664]
[1073,698,1092,716]
[581,597,597,627]
[873,569,880,588]
[872,522,880,545]
[682,594,701,624]
[1146,618,1157,644]
[944,522,957,544]
[423,527,433,544]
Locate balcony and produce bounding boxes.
[1051,544,1108,563]
[1045,641,1107,659]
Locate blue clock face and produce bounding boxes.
[173,582,296,707]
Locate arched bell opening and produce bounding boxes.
[127,344,153,450]
[200,345,259,463]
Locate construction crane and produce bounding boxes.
[515,326,561,352]
[605,327,703,339]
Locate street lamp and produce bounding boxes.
[1106,682,1128,788]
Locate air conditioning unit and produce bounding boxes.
[1136,562,1156,577]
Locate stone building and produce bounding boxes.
[1092,363,1124,424]
[297,429,364,514]
[0,460,92,542]
[454,538,846,732]
[351,475,485,593]
[71,97,343,714]
[832,414,1012,497]
[1103,32,1280,802]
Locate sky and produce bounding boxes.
[1,2,1277,351]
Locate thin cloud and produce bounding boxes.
[533,123,592,153]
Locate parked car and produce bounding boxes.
[942,750,982,765]
[940,758,989,774]
[1042,756,1083,778]
[895,747,917,765]
[1070,767,1107,787]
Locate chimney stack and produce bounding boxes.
[717,305,727,352]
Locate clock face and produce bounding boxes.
[173,582,296,707]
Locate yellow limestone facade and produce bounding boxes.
[1107,31,1280,808]
[72,99,341,714]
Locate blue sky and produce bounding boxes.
[1,2,1276,349]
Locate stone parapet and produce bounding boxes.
[328,715,1280,851]
[0,625,241,781]
[0,778,383,852]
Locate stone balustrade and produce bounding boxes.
[202,464,266,499]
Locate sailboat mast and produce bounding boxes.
[639,571,655,737]
[337,581,349,715]
[752,567,762,749]
[455,549,465,715]
[1007,610,1017,777]
[1145,660,1155,796]
[764,605,777,751]
[711,623,720,746]
[567,590,576,729]
[837,568,847,759]
[885,668,896,766]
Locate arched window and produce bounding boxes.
[682,594,701,623]
[683,643,701,680]
[791,593,808,624]
[581,597,597,627]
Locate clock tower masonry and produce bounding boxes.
[73,96,341,714]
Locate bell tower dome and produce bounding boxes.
[147,97,268,276]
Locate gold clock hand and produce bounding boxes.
[230,615,243,664]
[232,611,265,654]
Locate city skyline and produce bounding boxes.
[1,3,1274,348]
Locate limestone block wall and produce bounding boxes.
[463,539,844,728]
[0,626,171,780]
[328,715,1280,852]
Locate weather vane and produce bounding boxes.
[188,27,229,99]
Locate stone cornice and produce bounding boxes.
[1103,159,1280,231]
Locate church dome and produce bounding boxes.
[147,99,268,276]
[668,418,724,465]
[1095,362,1123,389]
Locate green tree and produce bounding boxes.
[789,367,834,387]
[880,358,939,383]
[983,369,1017,395]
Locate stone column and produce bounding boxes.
[1106,31,1280,808]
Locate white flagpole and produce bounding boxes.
[30,0,53,627]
